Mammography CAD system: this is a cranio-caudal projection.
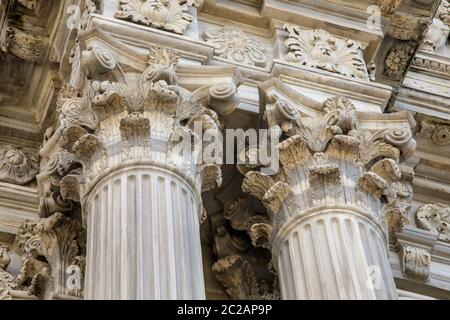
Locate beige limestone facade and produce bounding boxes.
[0,0,449,300]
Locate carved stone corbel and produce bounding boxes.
[400,245,431,282]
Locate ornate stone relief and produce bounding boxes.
[377,0,402,15]
[17,0,38,10]
[416,203,450,242]
[0,144,39,185]
[417,118,450,146]
[401,245,431,282]
[411,55,450,77]
[283,25,369,80]
[204,27,267,67]
[0,26,45,62]
[114,0,196,34]
[0,244,17,299]
[387,15,429,41]
[384,41,417,80]
[210,209,279,300]
[418,18,449,53]
[11,213,85,299]
[438,0,450,27]
[384,181,413,242]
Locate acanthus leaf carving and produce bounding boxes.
[211,255,261,300]
[283,25,368,80]
[114,0,195,34]
[416,203,450,242]
[401,245,431,282]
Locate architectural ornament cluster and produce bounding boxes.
[0,145,39,185]
[204,27,267,67]
[115,0,196,34]
[416,204,450,242]
[283,25,369,80]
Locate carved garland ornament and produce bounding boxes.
[204,27,267,67]
[114,0,195,34]
[283,25,368,80]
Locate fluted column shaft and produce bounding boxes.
[273,206,397,300]
[84,164,204,299]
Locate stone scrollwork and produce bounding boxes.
[416,203,450,242]
[401,245,431,282]
[204,27,267,67]
[114,0,196,34]
[0,144,39,185]
[283,25,369,80]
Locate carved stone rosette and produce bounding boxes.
[0,144,39,185]
[416,203,450,242]
[241,82,416,299]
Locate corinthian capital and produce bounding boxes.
[241,79,416,240]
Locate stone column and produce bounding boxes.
[242,94,416,300]
[58,46,230,299]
